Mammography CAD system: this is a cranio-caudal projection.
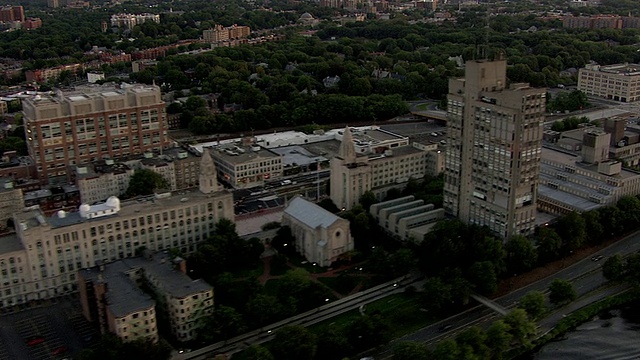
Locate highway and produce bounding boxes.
[172,275,423,360]
[366,230,640,359]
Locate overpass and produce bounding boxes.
[411,109,447,123]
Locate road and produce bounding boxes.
[366,230,640,359]
[172,275,423,360]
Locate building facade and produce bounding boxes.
[0,152,232,308]
[79,253,213,343]
[444,58,545,239]
[578,63,640,102]
[330,127,429,210]
[210,140,283,189]
[22,84,171,184]
[282,196,353,267]
[369,195,445,242]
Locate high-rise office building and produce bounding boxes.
[443,58,546,239]
[22,84,171,184]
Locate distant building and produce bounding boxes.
[23,18,42,30]
[203,24,251,44]
[282,196,353,267]
[25,63,84,83]
[0,178,24,231]
[578,63,640,102]
[0,6,24,22]
[87,71,105,83]
[110,13,160,29]
[79,252,213,343]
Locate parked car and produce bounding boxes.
[26,336,44,346]
[52,346,67,355]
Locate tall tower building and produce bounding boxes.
[443,58,546,239]
[330,127,371,211]
[199,148,220,194]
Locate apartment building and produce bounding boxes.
[79,252,213,343]
[203,24,251,43]
[110,13,161,29]
[444,58,546,239]
[0,6,24,22]
[22,83,171,184]
[0,152,232,308]
[25,64,84,83]
[330,126,429,210]
[577,63,640,102]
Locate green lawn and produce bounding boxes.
[311,293,438,338]
[317,276,361,296]
[414,103,431,111]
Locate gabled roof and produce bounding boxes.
[284,197,341,229]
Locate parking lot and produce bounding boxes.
[0,297,98,360]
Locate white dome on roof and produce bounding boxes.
[106,196,120,208]
[79,204,91,218]
[300,12,314,19]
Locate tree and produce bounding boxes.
[393,341,430,360]
[271,326,317,360]
[548,278,577,306]
[602,254,624,281]
[125,169,169,197]
[505,235,537,273]
[421,276,452,312]
[204,305,246,341]
[455,326,489,360]
[245,294,283,327]
[359,190,378,212]
[431,339,460,360]
[315,327,352,360]
[518,291,546,320]
[468,261,498,296]
[535,227,563,264]
[346,315,390,352]
[485,320,512,360]
[503,309,537,348]
[555,212,586,254]
[582,210,604,245]
[237,345,274,360]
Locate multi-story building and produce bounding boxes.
[203,24,250,43]
[78,261,158,343]
[578,63,640,102]
[330,126,429,210]
[74,149,200,204]
[0,6,24,22]
[210,139,283,189]
[22,83,171,184]
[23,18,42,30]
[443,58,546,239]
[25,64,84,83]
[79,252,213,343]
[539,127,640,214]
[0,178,24,231]
[110,13,161,29]
[0,152,233,308]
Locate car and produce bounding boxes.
[430,132,439,137]
[26,336,45,346]
[438,324,453,333]
[591,255,604,262]
[52,346,67,355]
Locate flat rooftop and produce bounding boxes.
[596,63,640,75]
[269,146,327,167]
[542,146,638,179]
[538,186,601,212]
[80,261,155,318]
[212,145,281,165]
[0,233,24,255]
[16,187,231,231]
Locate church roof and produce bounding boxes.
[284,197,341,229]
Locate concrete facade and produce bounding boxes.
[444,58,546,239]
[578,63,640,102]
[370,196,444,241]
